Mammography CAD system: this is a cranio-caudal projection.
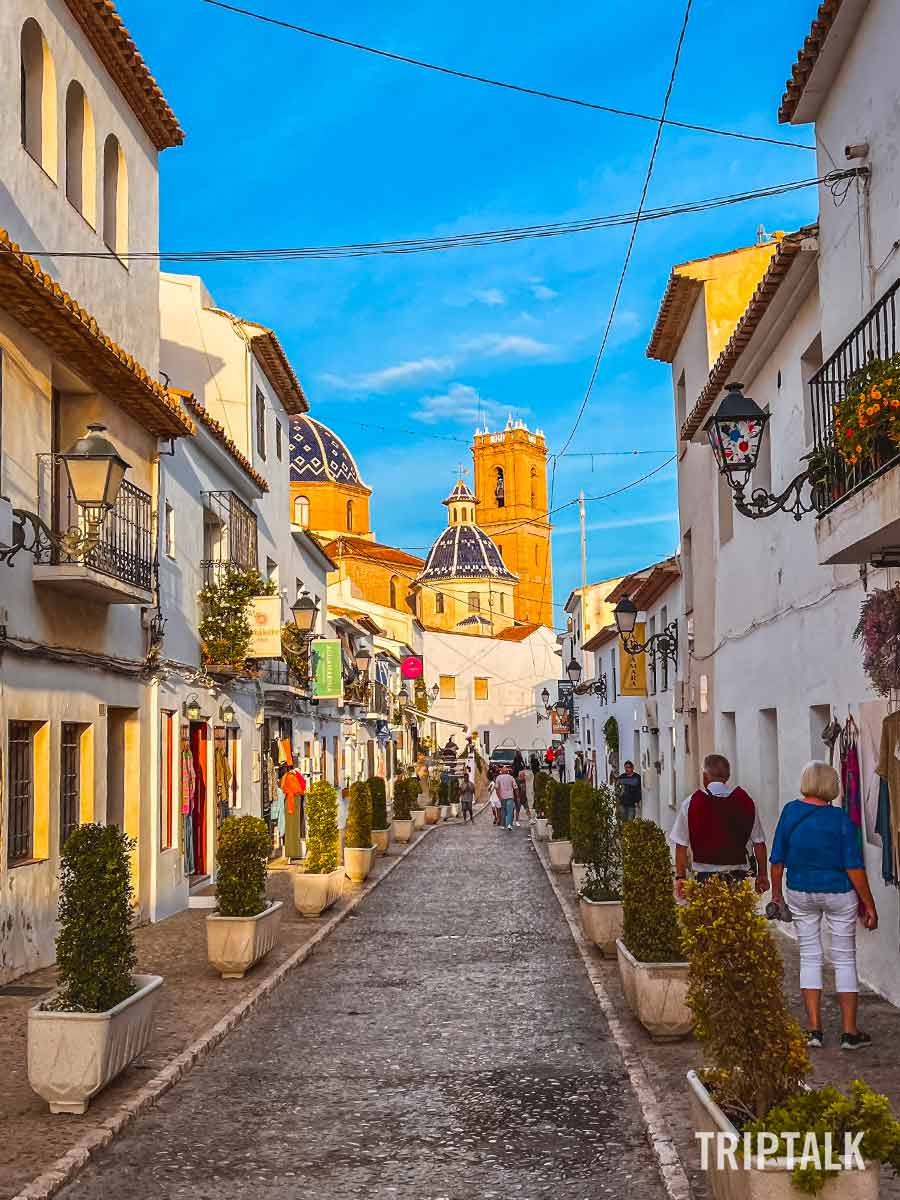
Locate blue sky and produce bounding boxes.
[122,0,820,625]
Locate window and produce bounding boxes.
[534,543,539,565]
[474,677,489,701]
[801,334,823,448]
[255,386,266,460]
[530,465,537,507]
[164,501,175,557]
[610,651,617,702]
[495,466,505,507]
[483,730,491,753]
[65,81,95,225]
[439,675,456,699]
[59,723,81,851]
[682,529,693,614]
[21,19,58,180]
[159,712,175,850]
[675,370,687,436]
[102,134,128,257]
[347,500,353,531]
[8,721,34,865]
[275,420,283,461]
[468,592,480,612]
[435,592,444,614]
[389,575,399,609]
[293,495,309,528]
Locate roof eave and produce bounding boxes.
[778,0,869,125]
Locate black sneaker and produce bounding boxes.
[806,1029,823,1048]
[841,1031,872,1051]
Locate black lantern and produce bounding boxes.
[540,686,550,707]
[184,695,201,721]
[431,683,440,702]
[566,656,582,686]
[354,646,371,675]
[613,596,639,637]
[290,590,319,635]
[554,698,570,721]
[704,382,769,481]
[59,423,130,513]
[398,685,410,706]
[220,700,236,724]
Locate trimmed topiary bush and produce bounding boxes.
[533,770,550,817]
[548,778,571,840]
[439,776,459,805]
[569,780,595,862]
[368,776,388,829]
[53,823,137,1012]
[621,819,682,963]
[217,815,269,918]
[305,780,340,873]
[345,781,373,849]
[580,784,622,902]
[392,777,415,820]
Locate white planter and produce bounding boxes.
[687,1071,879,1200]
[293,866,345,917]
[372,827,391,854]
[206,900,283,979]
[579,897,624,956]
[534,817,549,840]
[615,939,692,1040]
[439,804,450,821]
[571,862,589,893]
[424,804,441,825]
[392,818,413,843]
[412,808,427,830]
[28,973,163,1114]
[548,838,573,872]
[450,803,460,818]
[344,844,376,883]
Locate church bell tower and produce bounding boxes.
[472,418,553,628]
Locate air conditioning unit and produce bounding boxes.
[673,681,685,714]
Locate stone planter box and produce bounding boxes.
[344,844,376,883]
[293,866,345,917]
[548,838,573,872]
[579,897,623,956]
[687,1070,879,1199]
[616,939,692,1040]
[439,804,450,821]
[412,808,427,830]
[450,803,459,818]
[392,818,414,843]
[28,973,163,1114]
[571,862,589,893]
[372,827,391,853]
[424,804,441,825]
[206,900,283,979]
[534,817,549,839]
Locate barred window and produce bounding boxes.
[8,721,34,865]
[59,723,81,851]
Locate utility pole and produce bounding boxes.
[579,490,587,636]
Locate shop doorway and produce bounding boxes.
[189,721,208,878]
[106,706,139,832]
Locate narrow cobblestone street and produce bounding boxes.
[58,815,665,1200]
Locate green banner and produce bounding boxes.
[312,639,343,699]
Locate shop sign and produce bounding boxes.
[401,655,424,680]
[551,679,574,736]
[249,595,282,658]
[618,623,648,697]
[312,639,343,699]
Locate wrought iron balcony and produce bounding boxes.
[201,490,258,585]
[255,657,310,691]
[809,279,900,515]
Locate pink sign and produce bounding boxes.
[401,655,424,680]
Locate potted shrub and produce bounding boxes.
[682,877,900,1197]
[28,824,163,1114]
[294,780,344,916]
[449,774,461,819]
[578,785,623,955]
[547,779,573,871]
[616,819,692,1040]
[425,778,441,825]
[533,771,550,839]
[569,779,594,891]
[344,781,376,883]
[206,815,282,979]
[392,777,415,843]
[369,775,391,853]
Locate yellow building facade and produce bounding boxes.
[472,420,553,628]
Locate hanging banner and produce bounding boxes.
[312,639,343,699]
[618,623,648,697]
[249,595,282,658]
[550,679,574,736]
[401,655,424,680]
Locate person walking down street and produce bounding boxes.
[529,751,542,775]
[459,775,475,824]
[488,776,502,826]
[557,754,567,783]
[495,766,517,831]
[512,749,526,778]
[770,760,877,1051]
[616,761,642,822]
[515,764,533,826]
[670,752,769,899]
[574,752,586,780]
[545,746,555,772]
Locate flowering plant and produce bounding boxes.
[854,585,900,697]
[833,353,900,466]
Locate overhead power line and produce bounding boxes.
[198,0,815,152]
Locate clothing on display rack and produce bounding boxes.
[839,715,863,854]
[214,746,232,827]
[181,740,196,875]
[877,710,900,886]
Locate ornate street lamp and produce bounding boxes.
[554,698,570,722]
[184,695,202,721]
[354,646,371,676]
[398,685,410,707]
[290,590,319,635]
[220,700,236,724]
[430,683,440,702]
[540,687,550,707]
[705,382,815,521]
[613,597,679,669]
[566,656,582,686]
[0,423,131,567]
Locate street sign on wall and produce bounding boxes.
[312,639,343,699]
[401,655,424,680]
[249,595,282,658]
[551,679,574,736]
[618,623,648,696]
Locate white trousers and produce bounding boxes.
[785,886,859,993]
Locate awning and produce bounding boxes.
[401,705,467,730]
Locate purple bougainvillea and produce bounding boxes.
[854,586,900,696]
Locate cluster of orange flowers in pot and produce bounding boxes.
[833,355,900,466]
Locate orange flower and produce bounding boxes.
[871,388,882,400]
[856,444,863,453]
[849,455,859,465]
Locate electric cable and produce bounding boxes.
[198,0,815,152]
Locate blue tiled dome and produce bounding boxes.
[290,415,365,487]
[417,524,517,584]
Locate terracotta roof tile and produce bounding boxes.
[63,0,184,150]
[494,622,541,642]
[206,307,307,415]
[779,0,846,124]
[0,230,193,438]
[582,624,618,652]
[323,536,425,569]
[175,391,269,491]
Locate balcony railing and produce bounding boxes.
[255,657,310,691]
[201,490,258,585]
[36,454,153,590]
[810,279,900,514]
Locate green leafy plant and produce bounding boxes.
[52,824,137,1012]
[579,785,622,901]
[198,565,276,669]
[570,780,595,862]
[413,677,430,712]
[681,875,808,1119]
[745,1082,900,1195]
[621,819,682,963]
[345,781,373,849]
[439,777,460,805]
[832,351,900,467]
[548,778,572,841]
[216,815,270,918]
[281,622,312,685]
[368,776,388,829]
[304,780,340,873]
[603,716,619,754]
[533,770,550,818]
[392,777,415,820]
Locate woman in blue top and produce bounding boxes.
[770,760,877,1051]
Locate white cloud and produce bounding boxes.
[555,512,678,537]
[412,382,523,427]
[530,283,558,301]
[472,287,506,306]
[321,356,454,393]
[461,333,554,359]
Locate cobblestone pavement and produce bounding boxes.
[59,814,666,1200]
